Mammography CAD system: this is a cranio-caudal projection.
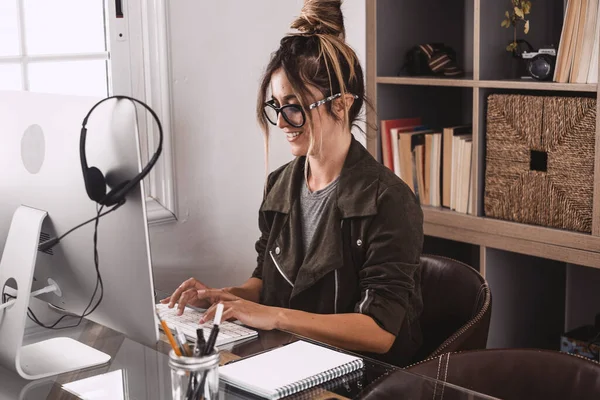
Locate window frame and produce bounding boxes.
[108,0,177,225]
[0,0,178,225]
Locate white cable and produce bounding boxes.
[30,283,59,298]
[0,281,60,311]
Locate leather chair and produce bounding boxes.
[357,348,600,400]
[412,254,491,363]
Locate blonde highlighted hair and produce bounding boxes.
[256,0,374,185]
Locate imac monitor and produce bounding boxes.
[0,91,159,378]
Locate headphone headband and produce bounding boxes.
[80,95,163,206]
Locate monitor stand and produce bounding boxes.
[0,206,110,380]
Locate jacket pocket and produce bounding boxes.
[269,250,294,287]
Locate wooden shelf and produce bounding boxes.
[377,76,597,92]
[421,206,600,269]
[377,75,475,87]
[422,206,600,253]
[478,79,597,92]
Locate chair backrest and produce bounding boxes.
[406,349,600,400]
[413,254,491,362]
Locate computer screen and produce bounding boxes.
[0,91,159,355]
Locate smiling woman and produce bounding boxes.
[162,0,425,368]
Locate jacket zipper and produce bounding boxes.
[334,270,339,314]
[358,289,370,313]
[269,250,294,287]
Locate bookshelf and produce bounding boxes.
[366,0,600,351]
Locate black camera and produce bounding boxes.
[521,47,556,81]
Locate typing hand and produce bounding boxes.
[199,291,279,331]
[160,278,214,315]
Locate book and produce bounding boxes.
[429,132,442,207]
[424,133,433,206]
[397,127,432,194]
[411,132,426,204]
[457,137,472,214]
[569,0,588,82]
[555,0,581,82]
[390,125,421,178]
[442,125,471,208]
[451,132,472,212]
[587,0,600,82]
[574,0,598,82]
[218,340,364,400]
[380,117,422,171]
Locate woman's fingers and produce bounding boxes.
[200,299,236,323]
[167,278,198,308]
[196,289,238,304]
[220,306,236,323]
[176,288,199,315]
[159,296,171,304]
[200,302,219,324]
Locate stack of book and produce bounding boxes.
[554,0,600,83]
[380,118,474,214]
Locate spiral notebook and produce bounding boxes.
[218,340,364,399]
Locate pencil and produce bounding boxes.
[157,313,182,357]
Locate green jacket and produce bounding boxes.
[252,135,424,366]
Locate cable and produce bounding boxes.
[38,200,124,252]
[0,282,59,311]
[0,204,108,330]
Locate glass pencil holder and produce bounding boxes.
[168,348,220,400]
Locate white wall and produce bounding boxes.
[149,1,366,292]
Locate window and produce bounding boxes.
[0,0,177,225]
[0,0,109,96]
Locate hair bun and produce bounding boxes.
[290,0,345,39]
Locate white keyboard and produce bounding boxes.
[155,303,258,347]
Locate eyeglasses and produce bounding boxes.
[263,92,359,128]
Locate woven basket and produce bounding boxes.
[484,93,596,233]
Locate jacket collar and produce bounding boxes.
[260,135,379,218]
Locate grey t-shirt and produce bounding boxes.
[299,175,340,255]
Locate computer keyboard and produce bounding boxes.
[155,303,258,348]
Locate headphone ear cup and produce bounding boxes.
[103,180,131,206]
[85,167,107,203]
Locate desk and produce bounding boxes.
[0,293,498,399]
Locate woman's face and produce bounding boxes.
[269,68,337,157]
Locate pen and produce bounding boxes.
[195,328,206,356]
[156,312,182,357]
[192,303,224,399]
[202,303,223,356]
[186,328,206,399]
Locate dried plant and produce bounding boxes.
[501,0,532,52]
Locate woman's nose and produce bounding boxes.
[276,112,289,129]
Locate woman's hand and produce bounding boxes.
[198,289,280,331]
[159,278,215,314]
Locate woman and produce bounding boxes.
[161,0,424,366]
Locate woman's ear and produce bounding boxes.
[333,94,355,118]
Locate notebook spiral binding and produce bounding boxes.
[275,358,364,398]
[283,368,365,400]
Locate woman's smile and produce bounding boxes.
[286,131,304,141]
